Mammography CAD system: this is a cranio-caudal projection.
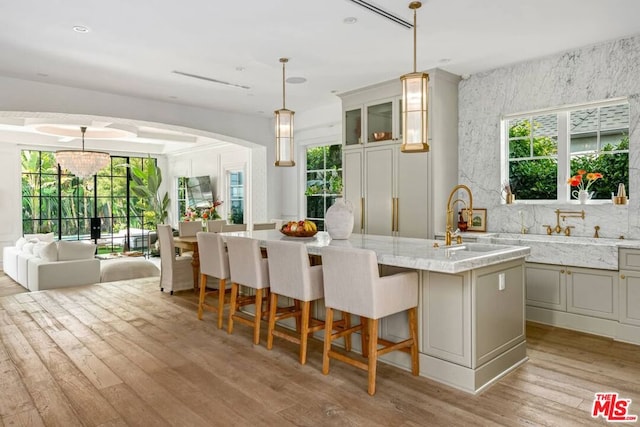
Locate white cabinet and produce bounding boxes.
[343,143,429,237]
[525,263,618,320]
[525,263,565,311]
[619,248,640,326]
[340,69,459,238]
[567,267,618,320]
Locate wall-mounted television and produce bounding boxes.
[187,176,214,209]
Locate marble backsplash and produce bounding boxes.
[458,34,640,239]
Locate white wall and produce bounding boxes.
[0,75,281,265]
[459,34,640,239]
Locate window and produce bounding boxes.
[21,150,153,253]
[227,171,244,224]
[504,100,629,201]
[305,144,342,230]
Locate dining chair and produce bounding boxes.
[265,240,325,364]
[179,220,203,237]
[226,236,270,344]
[196,231,231,328]
[157,224,194,294]
[320,245,419,395]
[207,219,227,233]
[221,223,247,232]
[253,222,276,231]
[270,219,285,230]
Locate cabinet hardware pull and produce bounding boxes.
[391,198,395,232]
[361,198,365,231]
[395,198,399,233]
[567,271,572,275]
[621,274,626,279]
[560,269,565,273]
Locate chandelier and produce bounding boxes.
[55,126,110,179]
[274,57,295,166]
[400,1,430,153]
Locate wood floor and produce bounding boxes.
[1,274,639,426]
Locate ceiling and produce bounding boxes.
[1,0,640,152]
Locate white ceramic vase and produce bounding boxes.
[325,198,354,239]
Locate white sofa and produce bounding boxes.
[2,233,100,291]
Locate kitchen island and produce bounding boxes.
[221,230,530,394]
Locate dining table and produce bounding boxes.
[173,235,199,290]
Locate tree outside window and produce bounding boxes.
[305,144,342,230]
[505,101,629,202]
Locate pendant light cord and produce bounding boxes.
[80,126,87,151]
[280,58,288,109]
[413,7,417,72]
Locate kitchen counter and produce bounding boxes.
[221,230,530,274]
[221,230,529,394]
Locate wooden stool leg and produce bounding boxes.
[361,316,369,358]
[367,318,379,396]
[294,299,302,333]
[267,292,279,350]
[197,273,207,320]
[343,312,352,352]
[408,307,420,376]
[253,288,263,345]
[216,279,226,329]
[227,282,239,334]
[322,307,334,375]
[299,300,311,365]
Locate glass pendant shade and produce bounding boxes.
[275,108,295,166]
[274,57,295,167]
[401,71,429,152]
[400,1,430,153]
[55,127,110,179]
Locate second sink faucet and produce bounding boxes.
[542,209,585,236]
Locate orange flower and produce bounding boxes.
[568,170,603,194]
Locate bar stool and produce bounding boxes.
[266,240,325,364]
[320,246,419,396]
[226,236,270,344]
[195,231,231,328]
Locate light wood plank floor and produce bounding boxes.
[1,275,639,426]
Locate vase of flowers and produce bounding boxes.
[567,170,602,204]
[183,199,224,221]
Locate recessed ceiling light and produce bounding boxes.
[343,17,358,24]
[235,66,245,72]
[286,76,307,84]
[330,90,338,94]
[169,95,178,99]
[37,73,48,77]
[438,58,452,64]
[73,25,90,33]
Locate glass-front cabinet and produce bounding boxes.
[343,97,401,146]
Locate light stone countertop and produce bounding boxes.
[219,230,530,274]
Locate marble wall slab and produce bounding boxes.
[459,34,640,239]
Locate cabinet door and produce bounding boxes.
[396,147,429,238]
[567,267,618,320]
[366,100,393,144]
[343,148,363,233]
[344,107,362,146]
[620,271,640,326]
[525,263,566,311]
[364,145,394,236]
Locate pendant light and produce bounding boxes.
[400,1,429,153]
[274,57,295,166]
[55,126,110,179]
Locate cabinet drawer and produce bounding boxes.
[620,249,640,271]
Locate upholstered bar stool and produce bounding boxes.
[266,240,325,364]
[195,231,231,328]
[320,246,419,396]
[157,225,194,295]
[226,236,270,344]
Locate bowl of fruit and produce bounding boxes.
[280,220,318,238]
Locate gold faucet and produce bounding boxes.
[445,185,473,246]
[542,209,585,235]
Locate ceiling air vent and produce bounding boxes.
[346,0,413,29]
[172,70,250,90]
